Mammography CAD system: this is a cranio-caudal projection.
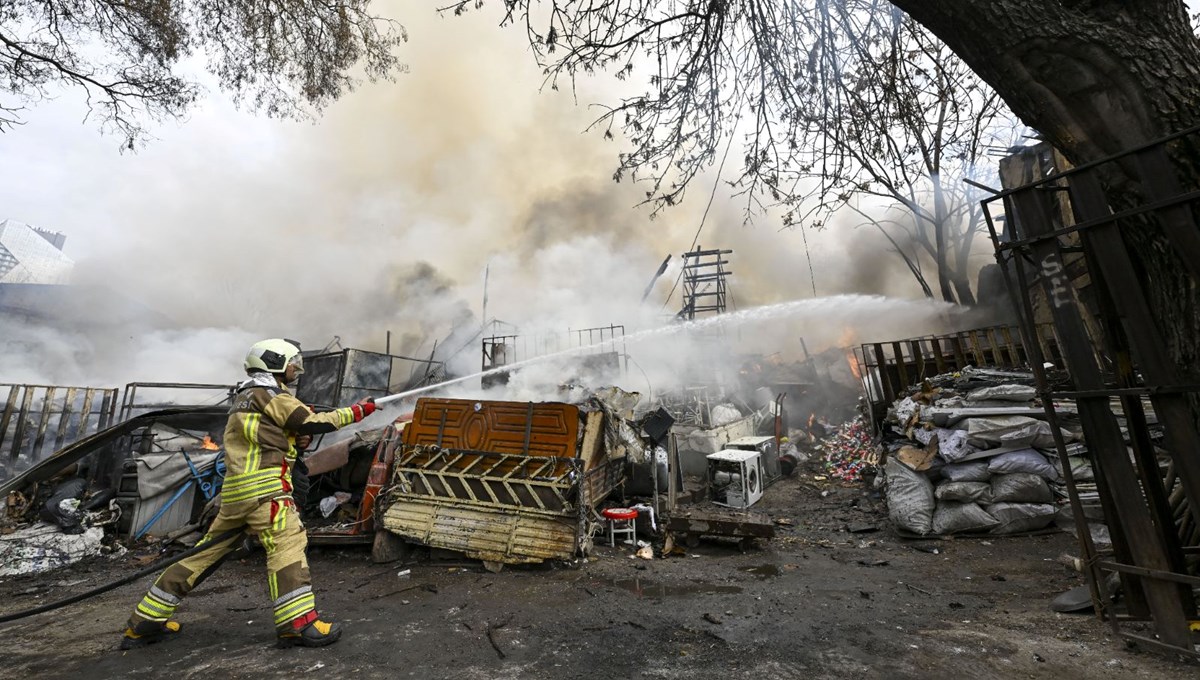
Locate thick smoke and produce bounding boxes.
[0,6,989,400]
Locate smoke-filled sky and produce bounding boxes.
[0,6,985,388]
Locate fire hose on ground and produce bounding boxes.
[0,526,244,625]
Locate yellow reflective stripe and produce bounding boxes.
[273,505,287,532]
[273,594,316,625]
[222,467,284,502]
[137,599,174,619]
[268,572,279,601]
[338,407,352,426]
[138,596,174,615]
[222,485,279,500]
[222,483,283,503]
[243,413,262,473]
[223,468,281,488]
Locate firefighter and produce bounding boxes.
[120,338,380,649]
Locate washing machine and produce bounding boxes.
[706,449,765,509]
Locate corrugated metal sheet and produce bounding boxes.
[381,498,578,563]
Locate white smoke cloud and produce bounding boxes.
[0,5,975,399]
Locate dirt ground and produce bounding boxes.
[1,464,1197,679]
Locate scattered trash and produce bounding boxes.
[857,559,889,567]
[1051,585,1095,613]
[703,613,722,625]
[319,491,353,518]
[636,545,654,560]
[38,479,88,534]
[817,418,878,483]
[0,524,107,577]
[397,569,411,580]
[901,581,933,596]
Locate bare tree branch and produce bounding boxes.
[459,0,1021,302]
[0,0,407,148]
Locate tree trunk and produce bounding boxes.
[930,193,958,304]
[891,0,1200,371]
[950,271,976,306]
[891,2,1200,160]
[951,213,979,306]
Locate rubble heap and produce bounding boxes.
[817,418,878,484]
[881,367,1084,537]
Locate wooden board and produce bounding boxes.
[402,398,579,458]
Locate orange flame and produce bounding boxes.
[201,435,220,451]
[846,351,864,381]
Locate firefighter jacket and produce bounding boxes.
[221,373,358,504]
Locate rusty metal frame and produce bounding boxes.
[383,440,624,563]
[855,323,1061,431]
[680,246,733,319]
[118,382,235,422]
[0,383,118,479]
[481,324,628,376]
[393,445,578,516]
[983,129,1200,656]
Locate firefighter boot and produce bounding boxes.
[120,620,182,650]
[277,615,342,648]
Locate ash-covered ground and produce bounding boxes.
[1,464,1195,679]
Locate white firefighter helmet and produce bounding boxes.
[244,338,304,374]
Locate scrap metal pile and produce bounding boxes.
[880,367,1087,537]
[0,409,229,576]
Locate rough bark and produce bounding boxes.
[891,2,1200,159]
[892,0,1200,374]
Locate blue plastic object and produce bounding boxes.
[134,450,226,540]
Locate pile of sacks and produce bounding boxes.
[882,367,1077,536]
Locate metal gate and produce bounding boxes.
[0,384,117,480]
[984,132,1200,656]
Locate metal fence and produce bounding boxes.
[984,130,1200,657]
[855,323,1066,409]
[0,384,118,479]
[118,382,235,422]
[481,324,627,388]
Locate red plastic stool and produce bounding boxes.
[601,508,638,547]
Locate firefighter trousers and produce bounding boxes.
[128,496,316,632]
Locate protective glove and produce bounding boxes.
[295,434,313,451]
[350,397,377,422]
